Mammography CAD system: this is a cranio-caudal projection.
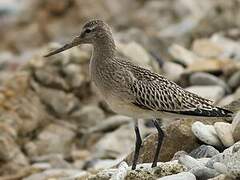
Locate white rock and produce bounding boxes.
[168,44,202,66]
[209,142,240,178]
[213,162,228,175]
[110,161,128,180]
[192,121,222,147]
[192,38,223,58]
[118,41,152,70]
[211,34,240,60]
[232,112,240,141]
[162,61,185,81]
[214,122,234,147]
[186,85,225,103]
[189,72,230,93]
[157,172,196,180]
[93,123,135,159]
[23,169,86,180]
[217,95,234,107]
[179,154,204,169]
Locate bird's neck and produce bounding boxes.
[93,35,116,60]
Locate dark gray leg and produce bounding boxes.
[151,119,164,168]
[132,119,142,170]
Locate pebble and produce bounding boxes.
[186,85,225,103]
[93,123,135,159]
[207,142,240,178]
[217,95,235,107]
[118,41,152,70]
[110,161,128,180]
[31,123,76,156]
[189,145,220,158]
[162,61,185,81]
[190,72,230,94]
[192,121,222,147]
[168,44,202,66]
[70,105,106,129]
[190,166,219,180]
[23,169,86,180]
[232,112,240,141]
[157,172,196,180]
[178,154,219,179]
[228,71,240,90]
[214,122,234,147]
[192,38,223,58]
[178,154,204,169]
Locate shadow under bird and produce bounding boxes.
[44,19,233,170]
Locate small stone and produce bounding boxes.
[190,166,219,180]
[157,172,196,180]
[217,95,235,107]
[208,142,240,178]
[192,121,222,147]
[208,174,234,180]
[162,61,184,81]
[214,122,234,147]
[178,154,203,169]
[23,169,85,180]
[228,71,240,90]
[186,85,225,103]
[153,162,187,178]
[33,123,76,156]
[118,41,152,70]
[232,112,240,141]
[35,86,80,117]
[70,105,106,130]
[168,44,202,66]
[93,123,136,159]
[125,169,155,180]
[192,38,223,58]
[189,72,230,94]
[189,145,219,158]
[187,59,233,74]
[110,161,128,180]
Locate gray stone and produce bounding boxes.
[118,41,152,70]
[192,121,222,147]
[186,86,225,103]
[162,61,184,81]
[93,123,135,159]
[27,123,76,157]
[23,169,87,180]
[189,145,220,158]
[232,112,240,141]
[214,122,234,147]
[190,72,230,93]
[70,105,106,130]
[168,44,202,66]
[157,172,196,180]
[190,166,219,180]
[228,71,240,90]
[207,142,240,178]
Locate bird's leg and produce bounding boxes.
[151,119,164,168]
[132,119,142,170]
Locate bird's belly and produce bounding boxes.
[104,96,156,119]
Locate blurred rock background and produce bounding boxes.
[0,0,240,179]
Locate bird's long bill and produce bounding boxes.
[44,37,80,57]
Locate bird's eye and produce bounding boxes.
[85,28,91,33]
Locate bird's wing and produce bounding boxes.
[127,68,232,117]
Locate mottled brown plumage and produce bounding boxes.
[44,19,233,169]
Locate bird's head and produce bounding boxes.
[44,19,112,57]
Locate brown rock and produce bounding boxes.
[125,119,201,165]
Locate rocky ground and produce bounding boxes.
[0,0,240,180]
